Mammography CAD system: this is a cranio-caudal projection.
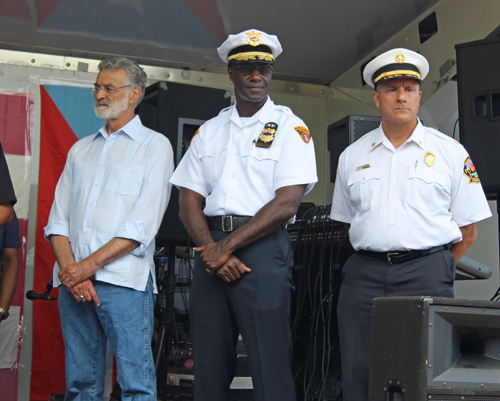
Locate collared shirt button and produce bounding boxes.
[392,247,395,250]
[100,163,103,166]
[229,195,233,199]
[85,225,88,228]
[213,151,216,155]
[82,246,85,250]
[393,176,397,180]
[89,203,92,206]
[95,183,98,186]
[391,199,395,203]
[235,152,239,156]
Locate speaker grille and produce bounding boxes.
[427,395,500,400]
[352,119,381,141]
[327,114,381,182]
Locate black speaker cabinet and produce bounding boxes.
[137,82,231,246]
[456,37,500,196]
[327,114,381,183]
[369,296,500,401]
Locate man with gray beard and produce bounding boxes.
[45,57,174,400]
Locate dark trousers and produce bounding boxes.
[338,249,456,401]
[189,228,296,401]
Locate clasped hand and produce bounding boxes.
[58,260,94,290]
[194,242,251,283]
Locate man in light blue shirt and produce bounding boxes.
[45,57,174,400]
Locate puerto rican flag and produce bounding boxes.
[30,85,109,401]
[0,90,33,401]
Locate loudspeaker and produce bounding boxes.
[137,82,231,246]
[456,37,500,196]
[327,114,381,182]
[369,296,500,401]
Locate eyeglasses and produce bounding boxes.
[90,85,132,95]
[234,64,273,76]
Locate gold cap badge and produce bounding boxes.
[395,53,405,64]
[425,151,436,167]
[246,30,262,47]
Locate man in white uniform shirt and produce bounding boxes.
[45,57,174,400]
[331,48,492,401]
[170,29,317,401]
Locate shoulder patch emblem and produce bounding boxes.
[463,156,480,184]
[295,126,312,144]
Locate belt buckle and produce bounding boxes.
[387,252,399,264]
[222,216,233,232]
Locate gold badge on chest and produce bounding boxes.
[256,122,278,148]
[425,150,436,167]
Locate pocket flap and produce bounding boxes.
[408,168,445,186]
[243,144,281,161]
[348,167,382,186]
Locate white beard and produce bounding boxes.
[94,94,130,120]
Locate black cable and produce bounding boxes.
[290,205,346,400]
[452,118,459,140]
[491,285,500,301]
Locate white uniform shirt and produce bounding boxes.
[45,116,174,291]
[170,97,318,219]
[331,120,491,252]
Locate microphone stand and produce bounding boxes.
[25,277,58,301]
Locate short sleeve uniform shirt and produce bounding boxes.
[331,120,491,252]
[170,97,318,219]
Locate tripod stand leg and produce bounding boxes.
[155,323,166,372]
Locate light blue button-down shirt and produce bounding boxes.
[45,116,174,292]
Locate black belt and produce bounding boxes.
[358,244,451,265]
[207,215,252,232]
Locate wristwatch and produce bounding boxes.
[0,307,9,320]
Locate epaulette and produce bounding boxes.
[218,105,232,115]
[275,105,294,116]
[425,126,462,147]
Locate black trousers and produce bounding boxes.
[337,249,456,401]
[189,228,296,401]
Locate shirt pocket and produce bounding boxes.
[407,168,448,212]
[198,143,227,187]
[70,162,91,195]
[243,144,281,189]
[347,167,382,212]
[106,163,145,196]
